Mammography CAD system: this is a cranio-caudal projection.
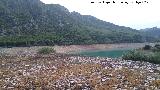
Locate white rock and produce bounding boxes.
[25,65,30,67]
[157,67,160,71]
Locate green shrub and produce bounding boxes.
[38,47,55,54]
[122,50,160,64]
[151,52,160,64]
[122,50,146,61]
[155,44,160,49]
[143,45,152,50]
[153,44,160,52]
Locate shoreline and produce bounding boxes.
[54,43,152,54]
[0,43,155,55]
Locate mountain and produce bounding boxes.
[0,0,157,47]
[140,27,160,42]
[141,27,160,38]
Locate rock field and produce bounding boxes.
[1,53,160,90]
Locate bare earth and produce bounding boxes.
[0,43,154,55]
[54,43,149,53]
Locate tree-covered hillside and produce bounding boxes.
[0,0,158,47]
[140,27,160,42]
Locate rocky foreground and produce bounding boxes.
[1,53,160,90]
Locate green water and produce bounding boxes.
[77,49,131,58]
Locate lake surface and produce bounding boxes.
[77,49,131,58]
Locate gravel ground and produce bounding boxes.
[1,53,160,90]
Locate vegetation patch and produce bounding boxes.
[143,45,152,50]
[122,44,160,64]
[38,47,55,54]
[0,0,160,47]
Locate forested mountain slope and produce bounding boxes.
[141,27,160,39]
[0,0,158,46]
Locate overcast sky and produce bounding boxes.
[40,0,160,30]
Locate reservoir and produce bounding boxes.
[69,43,154,58]
[77,49,132,58]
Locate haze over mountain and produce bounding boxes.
[0,0,159,47]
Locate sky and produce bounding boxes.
[40,0,160,30]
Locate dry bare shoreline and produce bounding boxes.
[0,43,155,55]
[54,43,149,54]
